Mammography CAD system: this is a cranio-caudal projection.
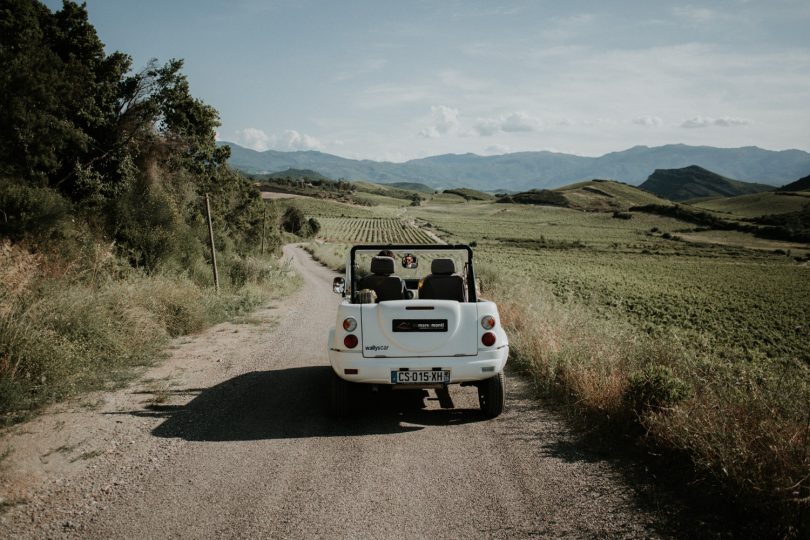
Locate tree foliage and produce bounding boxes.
[0,0,269,268]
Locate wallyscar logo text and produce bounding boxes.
[365,345,389,351]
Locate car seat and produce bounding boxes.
[357,256,405,302]
[419,258,465,302]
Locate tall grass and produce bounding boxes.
[303,242,348,272]
[482,263,809,531]
[0,240,300,425]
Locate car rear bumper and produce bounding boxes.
[329,345,509,384]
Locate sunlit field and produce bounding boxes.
[280,193,810,518]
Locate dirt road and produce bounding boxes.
[1,246,732,538]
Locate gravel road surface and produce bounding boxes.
[0,245,738,538]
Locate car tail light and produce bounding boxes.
[343,317,357,332]
[344,334,358,349]
[481,315,496,330]
[481,332,496,347]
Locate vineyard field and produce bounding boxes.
[316,217,436,244]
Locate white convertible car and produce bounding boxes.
[328,244,509,418]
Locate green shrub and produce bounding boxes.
[625,364,690,414]
[110,178,183,272]
[0,180,72,241]
[281,206,305,233]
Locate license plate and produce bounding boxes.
[391,370,450,384]
[392,319,448,332]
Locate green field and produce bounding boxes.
[317,217,435,244]
[293,189,809,520]
[690,191,810,218]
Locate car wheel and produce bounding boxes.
[478,372,505,418]
[330,371,351,417]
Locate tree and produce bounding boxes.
[281,207,305,234]
[0,1,273,261]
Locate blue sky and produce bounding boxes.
[44,0,810,161]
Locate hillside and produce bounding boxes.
[778,173,810,192]
[639,165,773,202]
[442,188,494,201]
[383,182,435,193]
[263,168,332,182]
[496,189,569,207]
[691,191,810,218]
[222,142,810,191]
[554,179,671,211]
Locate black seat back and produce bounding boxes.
[420,258,465,302]
[357,256,404,302]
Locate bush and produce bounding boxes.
[281,207,305,233]
[0,179,72,242]
[625,364,690,414]
[110,178,183,272]
[298,217,321,238]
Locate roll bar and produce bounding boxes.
[348,244,477,303]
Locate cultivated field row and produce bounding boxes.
[315,217,435,244]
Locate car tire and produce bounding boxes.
[478,372,505,418]
[330,371,351,417]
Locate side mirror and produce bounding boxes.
[333,277,345,295]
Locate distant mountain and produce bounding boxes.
[221,142,810,192]
[639,165,773,202]
[778,173,810,192]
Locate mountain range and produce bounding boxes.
[221,142,810,192]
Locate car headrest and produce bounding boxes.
[370,256,395,275]
[431,258,456,275]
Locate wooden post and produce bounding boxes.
[205,194,220,292]
[261,204,267,255]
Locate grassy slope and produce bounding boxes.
[0,244,300,425]
[555,179,671,211]
[298,191,809,528]
[778,174,810,192]
[443,188,495,200]
[383,182,435,193]
[690,191,810,218]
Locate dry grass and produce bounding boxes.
[0,245,300,425]
[483,262,810,531]
[303,242,348,272]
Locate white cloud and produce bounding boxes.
[281,130,323,151]
[501,112,538,132]
[681,116,751,128]
[474,112,540,136]
[473,119,500,136]
[633,115,663,127]
[714,117,751,127]
[233,128,323,151]
[235,128,272,151]
[419,105,460,138]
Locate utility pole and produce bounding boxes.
[205,193,220,292]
